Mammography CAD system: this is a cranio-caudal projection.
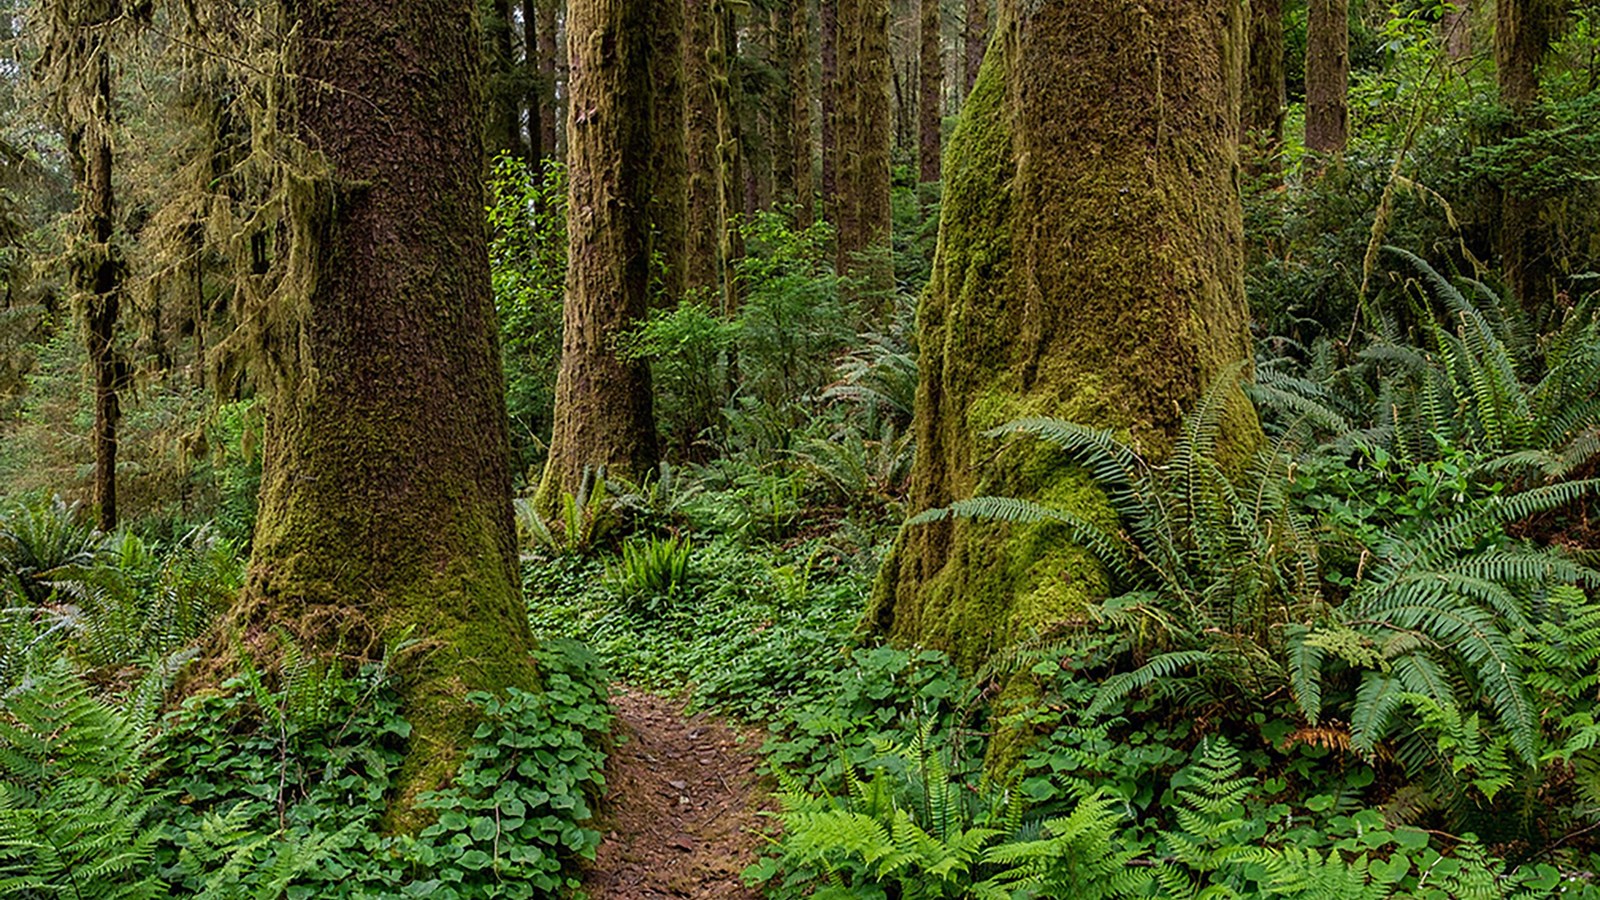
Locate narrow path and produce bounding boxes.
[583,688,769,899]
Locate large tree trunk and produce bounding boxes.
[1305,0,1349,155]
[919,0,941,185]
[834,0,892,289]
[1242,0,1285,179]
[869,0,1257,669]
[247,0,537,826]
[1496,0,1562,316]
[963,0,986,95]
[538,0,660,502]
[650,0,688,303]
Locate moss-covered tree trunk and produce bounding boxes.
[713,0,746,314]
[538,0,660,503]
[246,0,537,825]
[869,0,1257,669]
[1243,0,1285,179]
[919,0,941,185]
[649,0,688,304]
[1305,0,1348,155]
[821,0,839,228]
[787,0,816,228]
[685,0,722,297]
[963,0,986,95]
[834,0,892,289]
[1496,0,1562,316]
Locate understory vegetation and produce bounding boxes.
[4,2,1600,898]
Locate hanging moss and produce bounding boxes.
[870,0,1259,673]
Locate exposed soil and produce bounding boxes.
[583,688,770,899]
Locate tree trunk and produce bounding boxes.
[919,0,941,184]
[789,0,816,228]
[538,0,660,503]
[710,0,745,313]
[247,0,537,826]
[869,0,1257,669]
[963,0,986,95]
[1242,0,1285,179]
[1443,0,1472,60]
[84,48,122,534]
[488,0,523,156]
[771,2,799,213]
[537,0,560,160]
[650,0,688,303]
[685,0,722,296]
[1496,0,1562,315]
[821,0,838,227]
[834,0,892,290]
[524,0,543,167]
[1305,0,1348,155]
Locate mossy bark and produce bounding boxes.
[785,0,816,229]
[834,0,892,290]
[538,0,661,504]
[535,0,561,161]
[82,48,123,534]
[919,0,942,185]
[1243,0,1285,180]
[1305,0,1348,155]
[1495,0,1564,316]
[870,0,1258,671]
[648,0,689,304]
[245,0,538,829]
[821,0,839,226]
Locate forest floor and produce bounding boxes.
[582,688,771,899]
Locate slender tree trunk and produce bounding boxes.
[524,0,543,167]
[835,0,892,289]
[685,0,721,296]
[1242,0,1285,179]
[771,3,798,212]
[713,0,746,313]
[1443,0,1472,60]
[1496,0,1562,315]
[789,0,816,228]
[85,48,122,533]
[919,0,941,185]
[247,0,537,827]
[538,0,561,160]
[1305,0,1349,155]
[963,0,986,95]
[488,0,523,156]
[650,0,688,303]
[539,0,660,503]
[821,0,839,227]
[870,0,1257,669]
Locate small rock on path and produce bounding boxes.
[582,688,769,899]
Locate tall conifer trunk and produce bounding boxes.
[649,0,689,303]
[821,0,838,227]
[1243,0,1285,179]
[685,0,722,296]
[84,49,122,533]
[834,0,892,289]
[919,0,941,185]
[538,0,660,502]
[1305,0,1349,155]
[537,0,560,160]
[247,0,537,825]
[963,0,986,95]
[870,0,1257,668]
[1496,0,1562,315]
[789,0,816,228]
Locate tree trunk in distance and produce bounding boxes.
[539,0,660,506]
[85,48,122,533]
[1496,0,1562,316]
[789,0,816,228]
[1242,0,1285,180]
[488,0,523,156]
[712,0,746,314]
[1305,0,1348,155]
[537,0,560,160]
[685,0,722,296]
[650,0,689,304]
[835,0,892,292]
[1443,0,1471,60]
[963,0,986,95]
[771,2,799,212]
[919,0,941,185]
[246,0,537,828]
[869,0,1258,669]
[821,0,838,227]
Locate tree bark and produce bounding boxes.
[869,0,1258,669]
[713,0,746,313]
[524,0,543,167]
[248,0,537,826]
[650,0,689,303]
[1242,0,1285,179]
[538,0,660,504]
[488,0,523,156]
[919,0,941,184]
[771,2,799,213]
[963,0,986,95]
[821,0,838,227]
[790,0,816,228]
[1305,0,1349,155]
[834,0,892,289]
[538,0,561,160]
[1496,0,1562,315]
[1443,0,1472,60]
[685,0,722,296]
[84,48,122,534]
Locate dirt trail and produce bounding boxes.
[583,688,769,899]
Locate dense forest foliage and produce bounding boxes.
[2,0,1599,897]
